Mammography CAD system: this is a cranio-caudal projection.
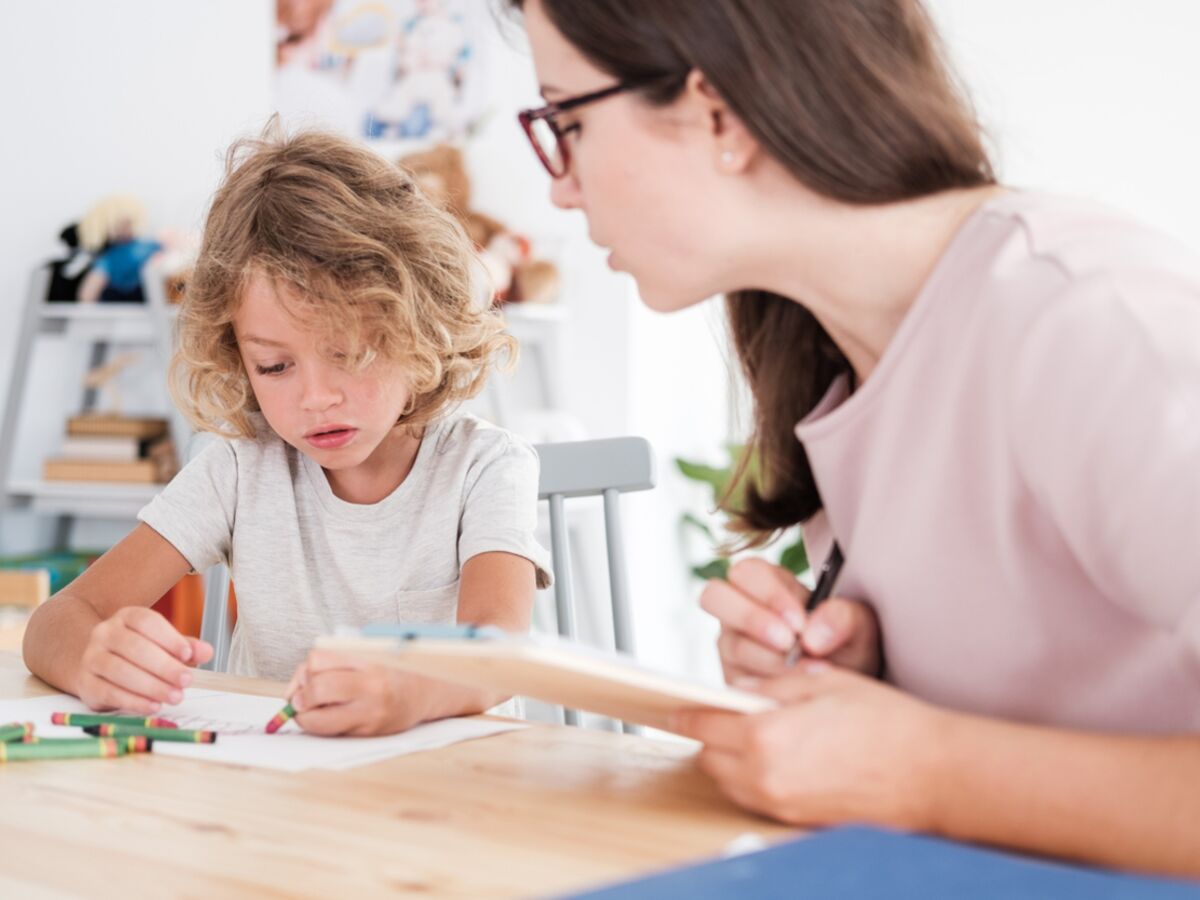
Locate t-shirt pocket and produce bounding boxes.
[394,580,460,626]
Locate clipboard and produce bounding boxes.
[315,624,777,732]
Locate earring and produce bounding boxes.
[721,151,735,166]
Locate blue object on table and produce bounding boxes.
[563,826,1200,899]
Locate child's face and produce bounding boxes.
[233,272,413,470]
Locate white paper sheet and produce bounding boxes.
[0,689,525,772]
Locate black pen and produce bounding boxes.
[784,541,845,667]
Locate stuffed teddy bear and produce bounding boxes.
[398,144,560,305]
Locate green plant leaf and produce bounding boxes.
[674,458,732,503]
[690,559,729,581]
[779,538,809,575]
[681,513,717,541]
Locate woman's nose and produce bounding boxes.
[549,168,583,211]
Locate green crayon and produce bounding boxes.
[83,724,216,744]
[0,737,123,762]
[51,712,178,729]
[0,722,34,742]
[25,736,153,753]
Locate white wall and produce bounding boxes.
[0,1,274,554]
[930,0,1200,250]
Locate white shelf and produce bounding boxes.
[37,304,161,322]
[7,479,161,518]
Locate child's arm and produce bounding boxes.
[672,665,1200,879]
[288,550,536,736]
[22,523,211,713]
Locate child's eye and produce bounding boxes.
[254,363,289,376]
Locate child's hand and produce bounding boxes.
[78,607,213,714]
[671,662,948,829]
[285,650,435,737]
[701,558,882,681]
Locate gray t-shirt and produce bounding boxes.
[139,412,552,681]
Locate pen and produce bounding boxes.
[265,701,296,734]
[784,541,845,667]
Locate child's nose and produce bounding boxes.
[299,369,342,412]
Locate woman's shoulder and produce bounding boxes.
[980,191,1200,289]
[945,191,1200,365]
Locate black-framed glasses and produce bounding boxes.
[517,81,645,179]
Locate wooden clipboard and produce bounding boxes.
[315,629,777,732]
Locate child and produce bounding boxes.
[23,126,551,736]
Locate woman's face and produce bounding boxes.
[522,0,734,313]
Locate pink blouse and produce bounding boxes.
[797,191,1200,733]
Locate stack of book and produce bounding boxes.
[43,415,178,484]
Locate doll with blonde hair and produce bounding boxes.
[25,125,550,736]
[77,194,162,303]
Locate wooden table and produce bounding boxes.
[0,651,794,898]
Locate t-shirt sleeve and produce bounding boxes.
[1008,275,1200,661]
[137,436,238,573]
[458,433,553,589]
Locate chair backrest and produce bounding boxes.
[534,436,655,730]
[198,436,658,685]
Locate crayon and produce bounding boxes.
[0,722,34,742]
[264,702,296,735]
[83,724,216,744]
[51,712,178,729]
[25,736,153,753]
[0,737,124,762]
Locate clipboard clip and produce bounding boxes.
[356,623,507,641]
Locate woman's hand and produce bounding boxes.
[285,650,444,736]
[701,558,882,681]
[672,662,949,829]
[78,607,213,714]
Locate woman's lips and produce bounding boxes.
[304,427,357,450]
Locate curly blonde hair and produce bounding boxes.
[171,124,514,439]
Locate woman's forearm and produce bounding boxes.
[929,711,1200,877]
[22,593,102,696]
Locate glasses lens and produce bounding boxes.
[527,116,566,177]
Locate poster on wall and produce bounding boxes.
[274,0,491,148]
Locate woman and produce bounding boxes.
[506,0,1200,878]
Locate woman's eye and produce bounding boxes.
[255,363,288,376]
[560,121,582,140]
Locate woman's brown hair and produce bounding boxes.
[173,123,514,440]
[508,0,994,546]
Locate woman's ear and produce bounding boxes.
[683,68,759,174]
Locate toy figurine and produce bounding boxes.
[45,224,97,302]
[77,195,162,303]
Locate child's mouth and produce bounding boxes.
[304,427,357,450]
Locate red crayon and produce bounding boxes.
[265,702,297,735]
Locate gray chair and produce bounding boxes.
[200,436,657,730]
[533,436,655,729]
